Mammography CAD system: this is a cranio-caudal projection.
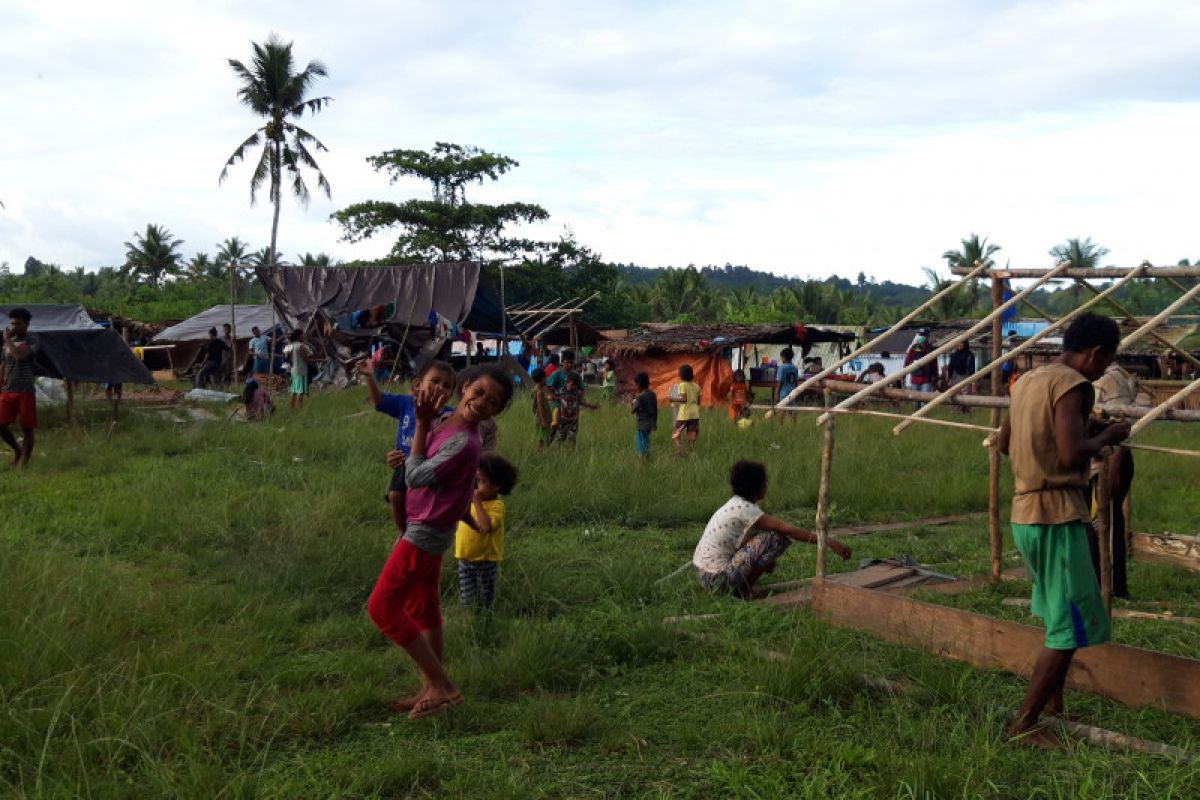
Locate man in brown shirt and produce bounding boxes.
[997,313,1130,748]
[1093,364,1138,598]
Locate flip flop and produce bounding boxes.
[386,694,423,713]
[408,692,464,720]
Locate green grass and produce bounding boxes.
[1,385,1198,798]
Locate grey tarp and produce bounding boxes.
[153,305,278,342]
[254,262,481,327]
[1,304,154,385]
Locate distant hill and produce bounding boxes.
[614,262,932,308]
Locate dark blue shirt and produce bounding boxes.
[377,393,417,454]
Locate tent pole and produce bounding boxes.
[66,380,75,424]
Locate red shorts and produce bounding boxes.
[367,539,443,646]
[0,392,36,429]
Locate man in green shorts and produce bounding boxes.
[997,313,1130,749]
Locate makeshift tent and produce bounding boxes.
[0,304,154,385]
[596,323,854,406]
[152,304,280,375]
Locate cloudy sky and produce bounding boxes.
[3,0,1200,284]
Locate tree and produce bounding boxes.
[296,251,336,266]
[122,224,184,288]
[215,236,253,268]
[1049,237,1109,270]
[920,266,979,320]
[332,142,549,263]
[186,252,218,280]
[220,33,332,267]
[942,233,1000,271]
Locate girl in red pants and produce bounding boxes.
[367,365,514,720]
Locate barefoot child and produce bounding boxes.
[282,330,314,411]
[997,313,1129,748]
[555,372,596,446]
[0,308,37,467]
[693,460,852,598]
[367,365,514,720]
[455,453,519,610]
[670,364,701,452]
[727,369,752,421]
[360,359,456,535]
[531,368,553,448]
[629,371,657,458]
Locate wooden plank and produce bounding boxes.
[830,512,986,538]
[811,579,1200,719]
[826,563,914,589]
[882,573,943,591]
[1133,533,1200,573]
[1001,598,1200,626]
[759,586,813,608]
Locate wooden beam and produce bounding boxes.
[989,273,1004,583]
[1133,533,1200,573]
[811,579,1200,718]
[815,389,835,578]
[1002,598,1200,626]
[952,265,1200,279]
[830,512,987,538]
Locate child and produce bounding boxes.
[629,371,657,458]
[727,369,752,421]
[242,377,274,420]
[670,364,701,452]
[555,372,596,446]
[693,460,852,598]
[857,363,886,384]
[546,349,575,436]
[531,368,553,448]
[601,358,617,401]
[282,330,314,411]
[367,364,515,720]
[776,347,799,404]
[455,453,520,610]
[997,314,1129,748]
[360,359,456,535]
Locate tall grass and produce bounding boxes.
[0,385,1197,797]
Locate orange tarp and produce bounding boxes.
[614,352,734,407]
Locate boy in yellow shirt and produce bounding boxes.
[455,454,519,610]
[670,364,702,453]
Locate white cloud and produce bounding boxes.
[2,0,1199,283]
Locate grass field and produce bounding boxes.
[1,383,1199,798]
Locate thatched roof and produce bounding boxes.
[596,322,853,357]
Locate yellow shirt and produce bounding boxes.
[454,499,505,561]
[676,381,701,421]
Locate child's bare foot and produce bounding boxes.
[386,692,425,713]
[1007,721,1063,750]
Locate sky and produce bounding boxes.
[3,0,1200,285]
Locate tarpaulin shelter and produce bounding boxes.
[152,304,280,374]
[0,304,154,386]
[254,262,516,375]
[596,322,854,406]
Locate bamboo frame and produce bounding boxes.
[814,389,835,578]
[817,263,1070,425]
[772,261,992,411]
[892,265,1147,434]
[952,265,1200,279]
[1096,452,1114,611]
[751,403,998,433]
[1129,376,1200,436]
[1075,281,1200,374]
[1119,280,1200,351]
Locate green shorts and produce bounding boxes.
[291,373,309,395]
[1012,521,1111,650]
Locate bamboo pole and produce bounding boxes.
[1119,279,1200,351]
[953,265,1200,279]
[1128,375,1200,436]
[1075,281,1200,373]
[892,265,1147,434]
[772,261,992,411]
[1125,441,1200,459]
[817,263,1070,425]
[989,274,1004,584]
[751,404,997,433]
[815,389,835,579]
[1096,453,1114,613]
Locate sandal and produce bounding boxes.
[408,692,464,720]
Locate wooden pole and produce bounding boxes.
[65,380,74,424]
[1128,375,1200,436]
[1120,279,1200,351]
[952,264,1200,279]
[773,261,992,410]
[815,388,835,579]
[893,265,1146,434]
[817,263,1069,424]
[989,274,1004,584]
[751,403,998,433]
[229,261,238,385]
[1074,281,1200,374]
[1096,453,1114,612]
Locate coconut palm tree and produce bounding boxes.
[921,266,979,320]
[215,236,253,269]
[942,234,1000,271]
[220,33,332,268]
[1050,237,1109,303]
[296,251,336,267]
[122,224,184,288]
[186,252,218,280]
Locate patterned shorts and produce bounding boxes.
[697,531,790,595]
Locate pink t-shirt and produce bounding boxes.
[403,421,482,552]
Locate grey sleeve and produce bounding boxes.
[405,429,470,488]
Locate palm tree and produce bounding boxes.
[943,234,1000,271]
[921,266,978,320]
[1050,237,1109,303]
[122,224,184,288]
[220,33,332,268]
[296,251,336,267]
[186,252,217,280]
[215,236,253,269]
